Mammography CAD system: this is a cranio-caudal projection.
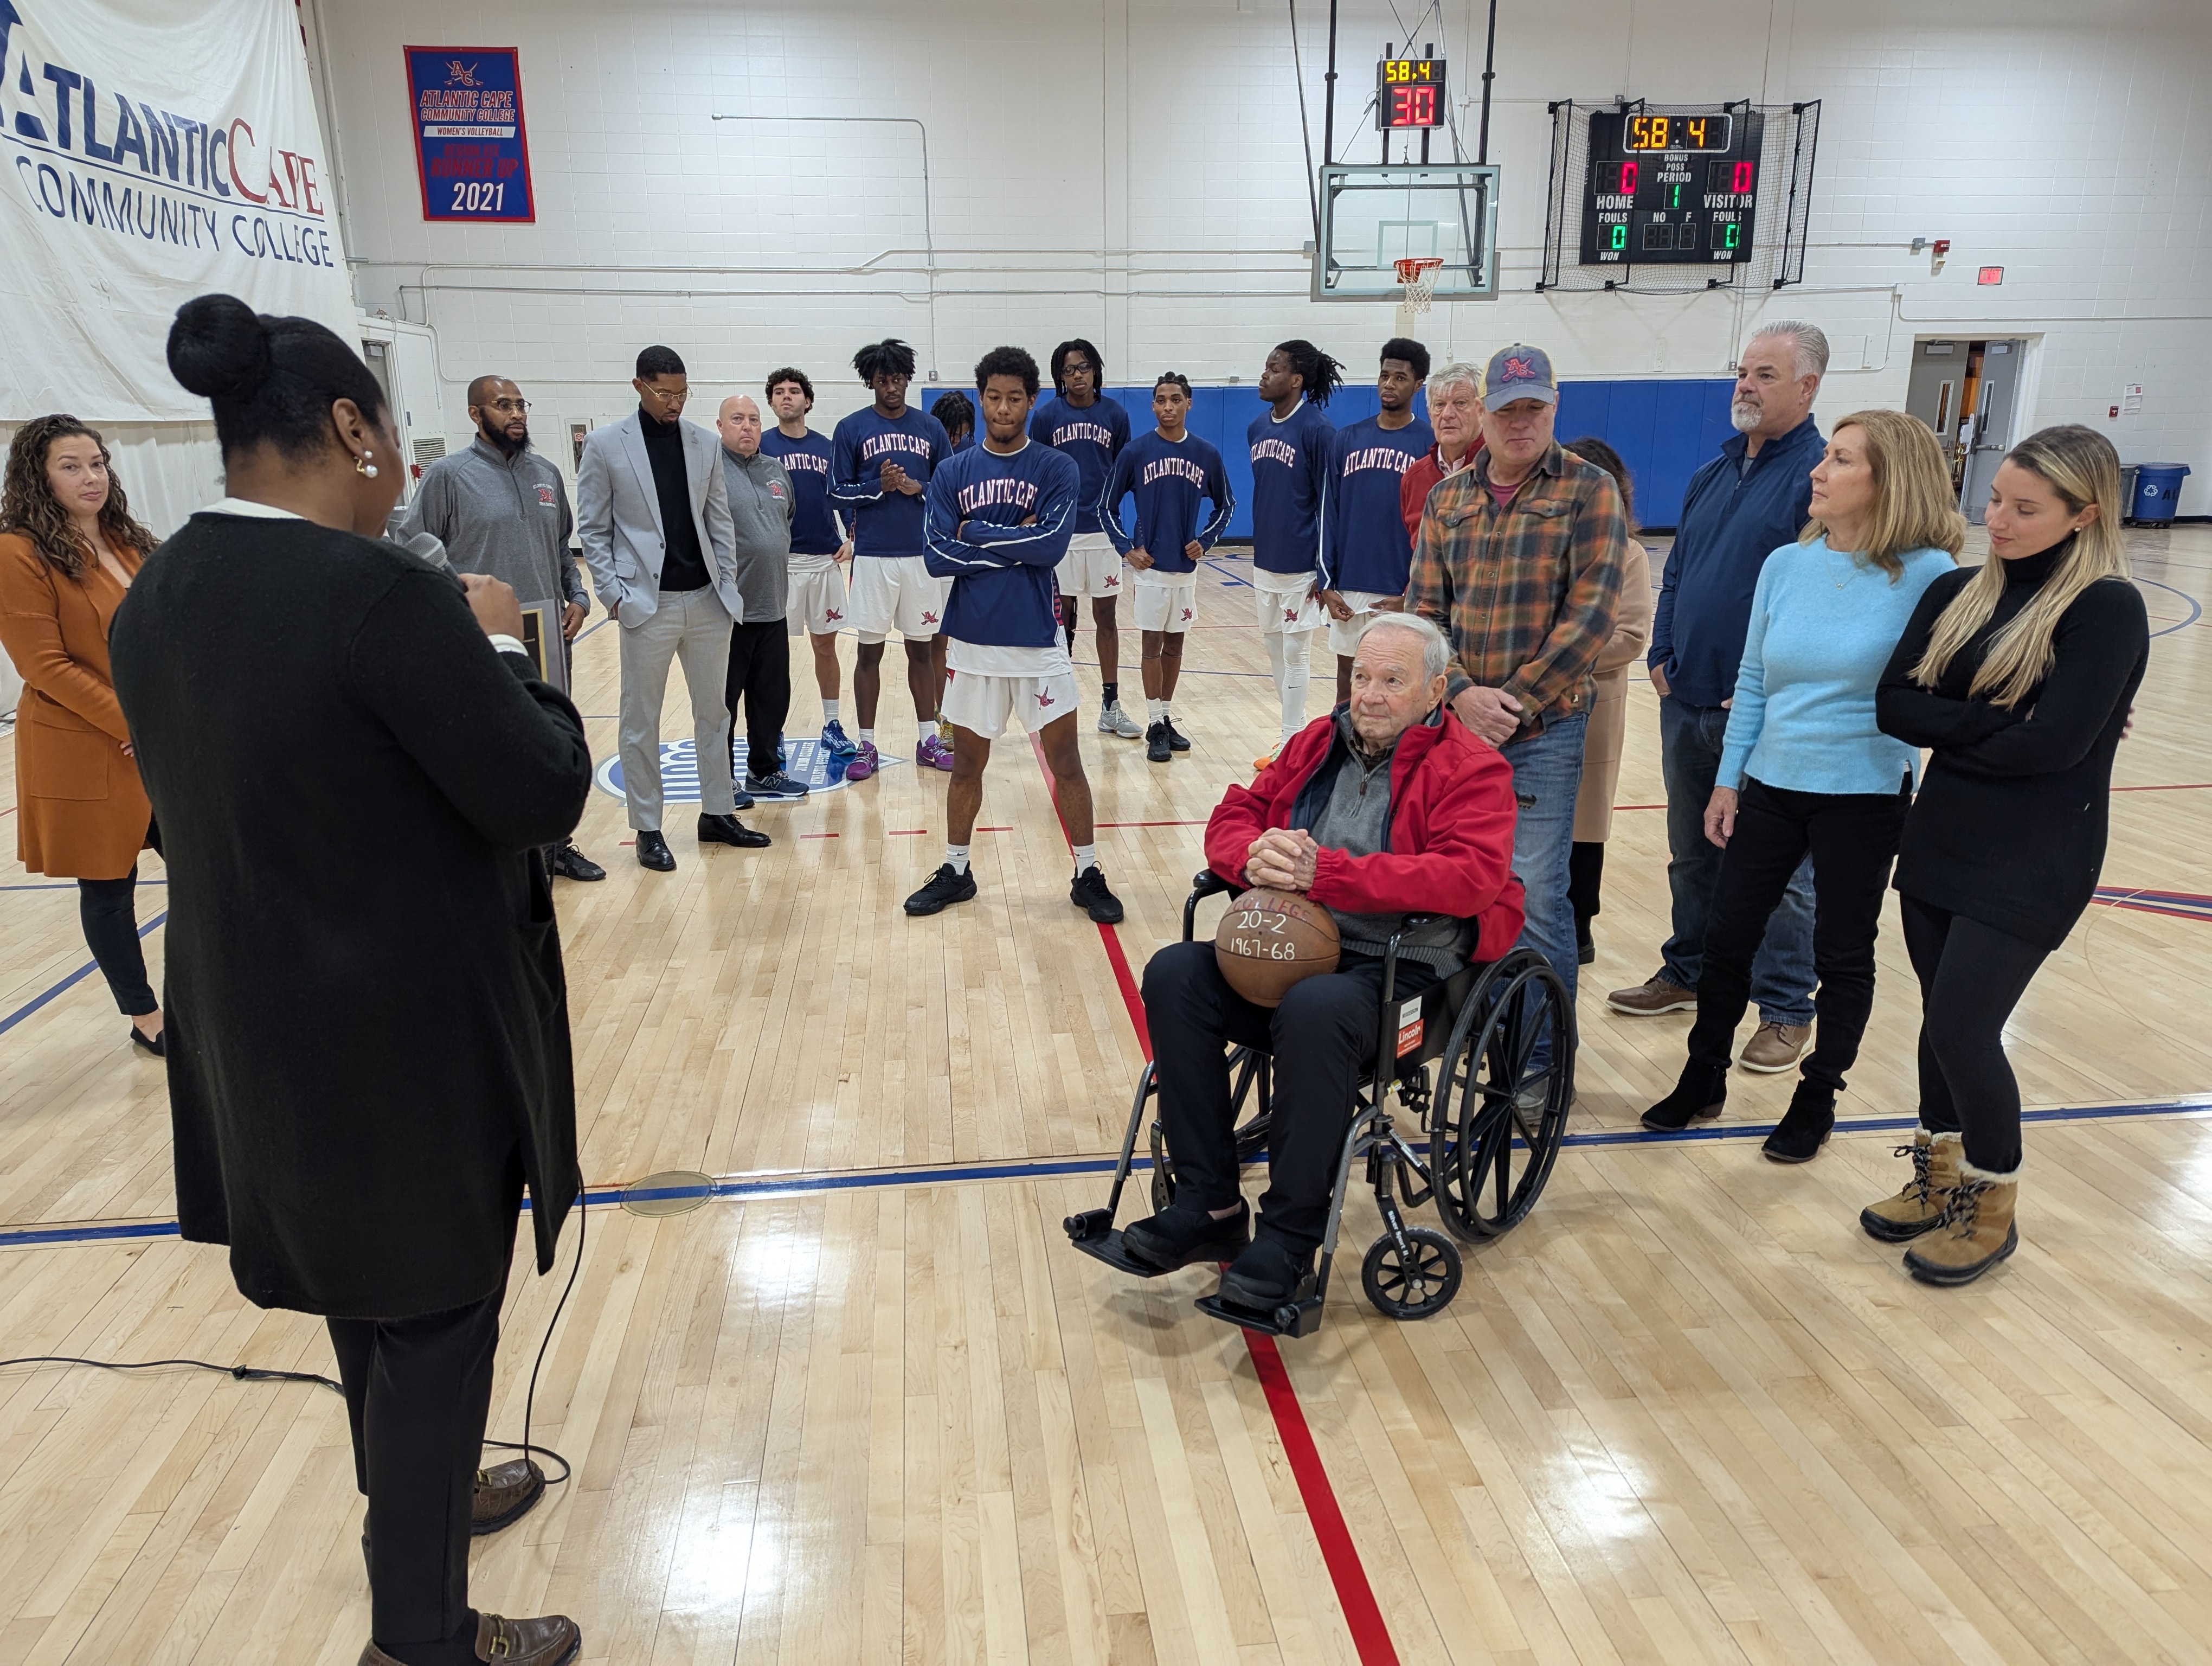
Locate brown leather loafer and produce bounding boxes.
[472,1458,547,1536]
[356,1612,581,1666]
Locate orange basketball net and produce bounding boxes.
[1394,256,1445,313]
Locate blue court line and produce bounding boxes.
[0,912,168,1040]
[2139,576,2202,638]
[5,1095,2207,1252]
[575,617,612,643]
[1202,557,1255,589]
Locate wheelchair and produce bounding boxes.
[1065,870,1575,1338]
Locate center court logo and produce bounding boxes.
[592,734,906,802]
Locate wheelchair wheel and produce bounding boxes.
[1361,1227,1462,1319]
[1430,950,1574,1242]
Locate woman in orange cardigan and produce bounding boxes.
[0,415,163,1053]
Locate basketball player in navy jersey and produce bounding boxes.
[1100,373,1235,762]
[931,390,975,453]
[1247,339,1342,766]
[1030,339,1139,740]
[905,347,1125,924]
[761,368,859,758]
[1317,337,1434,704]
[830,339,955,779]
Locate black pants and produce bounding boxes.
[1686,776,1909,1094]
[1899,895,2048,1174]
[329,1272,507,1659]
[79,868,156,1016]
[1143,939,1440,1254]
[1568,841,1605,938]
[724,619,792,781]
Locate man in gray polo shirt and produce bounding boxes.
[400,375,605,880]
[717,394,809,799]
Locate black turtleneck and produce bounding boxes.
[1875,534,2150,947]
[638,406,709,594]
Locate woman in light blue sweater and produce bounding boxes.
[1644,410,1963,1158]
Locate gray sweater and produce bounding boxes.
[719,446,796,620]
[397,438,587,610]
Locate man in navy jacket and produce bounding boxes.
[1607,322,1827,1074]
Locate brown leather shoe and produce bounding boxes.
[1738,1021,1811,1073]
[1605,973,1696,1016]
[472,1458,547,1536]
[356,1613,581,1666]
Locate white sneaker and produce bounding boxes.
[1098,702,1143,739]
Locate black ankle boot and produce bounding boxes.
[1641,1061,1727,1131]
[1762,1080,1836,1163]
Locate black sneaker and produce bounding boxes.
[744,770,811,800]
[551,840,606,882]
[1123,1200,1250,1271]
[1145,720,1172,764]
[1217,1233,1313,1311]
[1165,718,1192,752]
[1071,865,1124,924]
[904,862,978,915]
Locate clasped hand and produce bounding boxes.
[1245,828,1321,893]
[1449,684,1523,747]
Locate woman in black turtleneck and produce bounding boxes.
[1864,425,2147,1287]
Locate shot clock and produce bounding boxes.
[1578,104,1764,268]
[1375,57,1448,130]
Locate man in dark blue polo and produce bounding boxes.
[1607,322,1827,1077]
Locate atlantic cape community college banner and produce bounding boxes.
[0,0,356,422]
[405,47,535,224]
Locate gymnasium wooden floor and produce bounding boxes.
[3,526,2210,1665]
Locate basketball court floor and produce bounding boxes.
[2,526,2209,1664]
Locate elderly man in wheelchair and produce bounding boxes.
[1067,612,1575,1335]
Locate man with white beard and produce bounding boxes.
[1606,323,1827,1078]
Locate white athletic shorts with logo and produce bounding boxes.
[1327,591,1399,656]
[941,642,1081,741]
[785,553,850,637]
[1132,572,1200,634]
[1057,531,1127,601]
[848,554,951,642]
[1255,567,1326,634]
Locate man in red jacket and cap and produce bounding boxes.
[1128,611,1525,1312]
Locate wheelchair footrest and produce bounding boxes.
[1064,1217,1181,1279]
[1193,1291,1326,1339]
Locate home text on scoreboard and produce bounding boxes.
[1578,104,1764,268]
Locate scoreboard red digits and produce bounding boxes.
[1375,57,1448,130]
[1579,104,1764,269]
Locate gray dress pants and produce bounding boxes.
[618,586,737,830]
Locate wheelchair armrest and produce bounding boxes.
[1182,869,1236,943]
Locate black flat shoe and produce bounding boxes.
[697,812,771,849]
[1641,1061,1727,1131]
[128,1024,165,1058]
[1217,1233,1314,1312]
[1122,1200,1250,1271]
[1762,1081,1836,1163]
[635,830,676,871]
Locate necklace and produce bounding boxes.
[1823,542,1857,589]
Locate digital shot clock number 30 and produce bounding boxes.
[1578,104,1763,267]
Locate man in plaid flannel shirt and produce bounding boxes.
[1405,343,1626,1031]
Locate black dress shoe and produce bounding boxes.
[128,1024,165,1058]
[551,841,606,882]
[635,830,676,871]
[698,812,771,849]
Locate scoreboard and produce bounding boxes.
[1578,105,1764,268]
[1375,57,1447,130]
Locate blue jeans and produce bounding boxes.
[1500,712,1587,1018]
[1657,695,1816,1026]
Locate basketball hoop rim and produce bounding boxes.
[1393,256,1446,282]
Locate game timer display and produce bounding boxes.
[1578,105,1764,267]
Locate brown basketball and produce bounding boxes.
[1214,887,1341,1007]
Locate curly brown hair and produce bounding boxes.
[1,415,157,580]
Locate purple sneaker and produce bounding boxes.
[845,740,880,781]
[918,735,955,771]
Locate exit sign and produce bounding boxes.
[1977,266,2004,285]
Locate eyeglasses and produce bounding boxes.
[643,385,689,403]
[484,399,530,414]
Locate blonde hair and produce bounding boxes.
[1801,409,1965,579]
[1910,424,2128,709]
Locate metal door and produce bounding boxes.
[1959,339,2026,524]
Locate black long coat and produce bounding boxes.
[111,510,593,1318]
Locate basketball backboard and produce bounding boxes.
[1313,162,1500,302]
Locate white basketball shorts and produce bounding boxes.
[847,555,951,643]
[1056,531,1127,601]
[941,667,1083,740]
[1255,568,1326,635]
[786,554,850,637]
[1131,572,1199,635]
[1327,592,1399,656]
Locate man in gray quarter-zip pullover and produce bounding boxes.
[717,394,809,799]
[401,375,605,880]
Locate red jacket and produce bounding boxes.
[1399,439,1484,543]
[1206,710,1527,963]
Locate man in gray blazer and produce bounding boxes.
[577,345,771,869]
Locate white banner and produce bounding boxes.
[0,0,356,423]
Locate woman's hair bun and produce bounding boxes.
[167,293,274,402]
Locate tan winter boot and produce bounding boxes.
[1902,1161,2019,1286]
[1860,1130,1960,1242]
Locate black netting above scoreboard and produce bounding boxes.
[1538,99,1819,293]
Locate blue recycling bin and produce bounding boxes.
[2130,463,2191,523]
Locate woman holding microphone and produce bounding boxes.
[1643,411,1961,1160]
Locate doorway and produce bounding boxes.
[1903,337,2028,524]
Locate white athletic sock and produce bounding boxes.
[918,722,937,748]
[1072,842,1098,875]
[945,844,970,875]
[1278,630,1313,739]
[859,727,876,747]
[1148,698,1168,724]
[823,698,840,725]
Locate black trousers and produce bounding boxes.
[1899,895,2048,1174]
[1568,841,1605,935]
[79,868,156,1016]
[724,619,792,781]
[329,1271,508,1657]
[1686,776,1909,1094]
[1143,939,1440,1253]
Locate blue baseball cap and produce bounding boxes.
[1484,343,1558,407]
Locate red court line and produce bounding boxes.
[886,828,927,835]
[2112,782,2212,793]
[1095,819,1210,829]
[976,825,1013,832]
[799,832,840,840]
[1612,803,1664,811]
[1025,732,1396,1665]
